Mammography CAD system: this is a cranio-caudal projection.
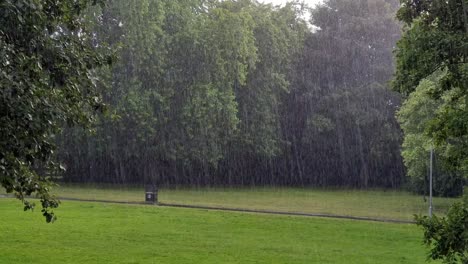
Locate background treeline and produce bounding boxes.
[57,0,406,188]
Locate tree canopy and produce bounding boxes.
[56,0,404,189]
[397,73,464,196]
[0,0,110,222]
[393,0,468,174]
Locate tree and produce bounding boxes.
[220,1,309,185]
[397,73,464,197]
[281,0,403,187]
[0,0,110,222]
[393,0,468,262]
[58,0,258,185]
[393,0,468,172]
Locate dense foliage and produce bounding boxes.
[0,0,110,222]
[397,74,464,197]
[57,0,405,188]
[393,0,468,175]
[287,0,403,187]
[415,192,468,263]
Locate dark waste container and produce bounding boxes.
[145,185,157,204]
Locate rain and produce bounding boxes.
[1,0,466,263]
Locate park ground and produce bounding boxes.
[1,185,457,263]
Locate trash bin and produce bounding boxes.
[145,185,157,204]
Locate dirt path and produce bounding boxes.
[0,195,414,224]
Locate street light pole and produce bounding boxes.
[429,146,433,218]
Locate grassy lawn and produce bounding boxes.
[0,198,435,264]
[36,184,460,221]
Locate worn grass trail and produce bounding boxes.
[0,199,434,264]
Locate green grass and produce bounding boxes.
[47,184,459,221]
[0,198,436,264]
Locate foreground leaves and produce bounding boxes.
[0,0,110,222]
[416,193,468,263]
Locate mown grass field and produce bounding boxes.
[0,198,436,264]
[46,184,459,221]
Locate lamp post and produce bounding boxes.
[429,146,433,218]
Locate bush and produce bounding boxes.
[416,190,468,263]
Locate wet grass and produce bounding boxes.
[38,184,460,221]
[0,198,435,264]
